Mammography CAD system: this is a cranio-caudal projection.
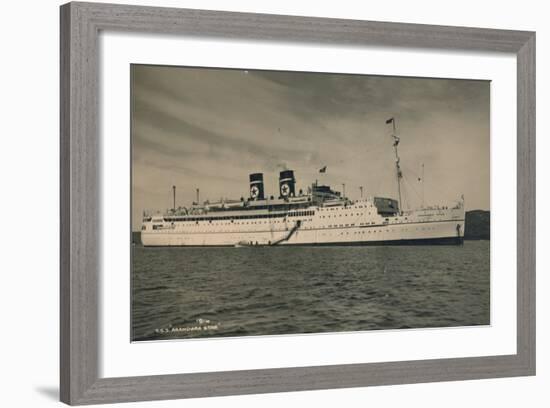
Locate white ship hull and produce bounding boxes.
[139,117,468,248]
[141,201,465,247]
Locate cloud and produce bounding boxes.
[131,65,490,230]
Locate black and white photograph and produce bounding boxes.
[1,0,543,406]
[131,65,490,341]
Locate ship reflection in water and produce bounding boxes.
[131,241,489,341]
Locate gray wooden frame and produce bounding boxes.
[60,1,536,405]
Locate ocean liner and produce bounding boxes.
[140,119,465,247]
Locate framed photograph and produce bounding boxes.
[60,2,535,405]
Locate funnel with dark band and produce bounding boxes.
[279,170,296,198]
[249,173,265,200]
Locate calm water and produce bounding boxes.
[131,241,490,341]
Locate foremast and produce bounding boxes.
[386,117,403,214]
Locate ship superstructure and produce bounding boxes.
[141,120,465,247]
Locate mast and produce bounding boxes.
[172,185,176,211]
[421,163,425,208]
[387,117,403,213]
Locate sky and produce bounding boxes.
[131,64,490,230]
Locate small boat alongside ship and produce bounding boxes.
[140,119,465,247]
